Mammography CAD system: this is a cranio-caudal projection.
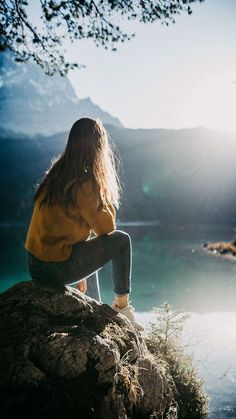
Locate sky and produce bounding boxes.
[64,0,236,131]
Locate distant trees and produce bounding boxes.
[1,0,205,76]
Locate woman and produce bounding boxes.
[25,117,143,331]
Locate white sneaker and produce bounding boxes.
[111,302,144,332]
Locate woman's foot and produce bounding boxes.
[111,302,144,331]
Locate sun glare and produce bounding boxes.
[185,72,236,134]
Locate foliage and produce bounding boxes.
[0,0,205,75]
[147,303,209,418]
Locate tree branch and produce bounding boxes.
[14,0,48,53]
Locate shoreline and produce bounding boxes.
[203,240,236,261]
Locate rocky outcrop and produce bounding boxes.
[0,280,176,419]
[203,240,236,258]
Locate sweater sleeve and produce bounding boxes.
[75,180,116,236]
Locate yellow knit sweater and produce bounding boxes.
[24,180,116,261]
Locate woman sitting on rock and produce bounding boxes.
[25,117,143,331]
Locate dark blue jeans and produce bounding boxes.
[26,230,132,302]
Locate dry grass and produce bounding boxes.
[115,351,144,406]
[101,323,143,406]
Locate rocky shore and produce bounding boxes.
[0,280,208,419]
[203,240,236,259]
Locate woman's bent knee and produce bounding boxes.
[109,229,131,246]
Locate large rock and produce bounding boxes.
[0,280,175,419]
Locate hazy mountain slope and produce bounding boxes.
[1,126,236,224]
[109,126,236,223]
[0,51,123,136]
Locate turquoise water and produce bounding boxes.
[1,223,236,417]
[101,223,236,313]
[1,223,236,312]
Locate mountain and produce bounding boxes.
[1,52,236,224]
[0,51,123,136]
[108,126,236,223]
[1,126,236,224]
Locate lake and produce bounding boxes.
[1,222,236,418]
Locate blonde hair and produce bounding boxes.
[34,117,121,210]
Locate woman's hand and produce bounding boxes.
[76,279,87,294]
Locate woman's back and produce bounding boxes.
[25,179,116,262]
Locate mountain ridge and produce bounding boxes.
[1,125,236,224]
[0,51,123,136]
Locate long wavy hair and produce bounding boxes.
[34,117,121,212]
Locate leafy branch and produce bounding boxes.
[0,0,205,75]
